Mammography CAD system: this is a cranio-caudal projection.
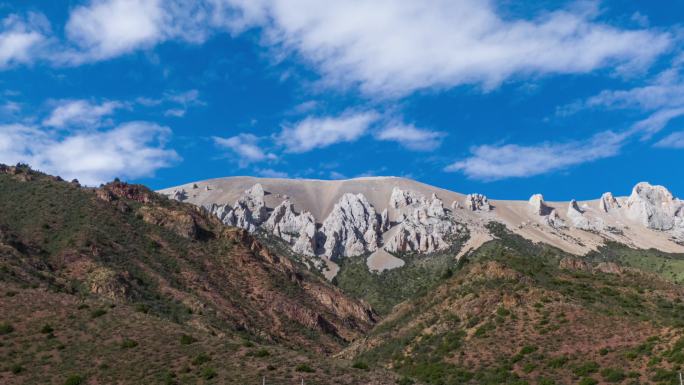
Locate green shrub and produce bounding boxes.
[40,324,54,334]
[397,376,415,385]
[520,345,537,355]
[121,339,138,348]
[90,309,107,318]
[64,374,85,385]
[522,363,536,373]
[352,361,369,370]
[179,334,196,345]
[253,348,270,357]
[192,353,211,365]
[0,322,14,334]
[10,364,24,374]
[295,363,315,373]
[496,307,511,317]
[573,362,599,376]
[547,355,568,368]
[578,377,597,385]
[537,378,555,385]
[201,367,217,380]
[600,368,625,383]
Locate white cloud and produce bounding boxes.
[64,0,168,62]
[42,99,123,128]
[278,111,378,153]
[0,122,179,185]
[10,1,670,100]
[655,132,684,149]
[213,133,277,167]
[230,0,671,96]
[0,13,49,68]
[376,123,445,151]
[446,131,625,181]
[568,59,684,139]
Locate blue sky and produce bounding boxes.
[0,0,683,200]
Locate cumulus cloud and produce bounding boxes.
[0,12,49,68]
[376,123,445,151]
[0,122,179,185]
[42,99,123,128]
[655,132,684,149]
[230,0,671,96]
[213,133,277,167]
[63,0,169,62]
[446,131,625,181]
[5,1,673,100]
[278,111,379,153]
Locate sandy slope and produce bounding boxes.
[159,176,684,256]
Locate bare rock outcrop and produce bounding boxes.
[263,200,316,256]
[567,199,604,231]
[599,192,620,212]
[205,184,268,232]
[428,194,446,217]
[384,190,460,254]
[529,194,564,228]
[318,193,381,259]
[529,194,551,216]
[626,182,683,231]
[380,208,391,232]
[390,187,424,209]
[464,193,491,212]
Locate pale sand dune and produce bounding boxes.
[366,249,405,272]
[160,176,684,256]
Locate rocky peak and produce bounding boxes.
[318,193,380,259]
[567,199,603,231]
[626,182,682,231]
[529,194,551,216]
[428,194,446,217]
[599,192,620,212]
[464,193,492,212]
[390,187,424,209]
[263,200,317,256]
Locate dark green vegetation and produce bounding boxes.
[587,241,684,284]
[349,223,684,385]
[333,244,467,315]
[0,165,393,384]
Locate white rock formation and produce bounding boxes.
[428,194,446,217]
[390,187,424,208]
[380,208,391,232]
[546,209,565,228]
[567,199,603,231]
[204,183,268,232]
[384,207,458,253]
[318,193,381,259]
[529,194,551,216]
[626,182,683,231]
[451,201,460,210]
[384,190,461,254]
[263,200,316,256]
[464,193,491,212]
[599,192,620,212]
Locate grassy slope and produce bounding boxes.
[332,232,469,315]
[0,165,393,384]
[347,223,684,385]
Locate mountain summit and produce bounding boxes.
[160,176,684,277]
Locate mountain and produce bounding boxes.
[5,165,684,385]
[160,176,684,314]
[342,224,684,385]
[0,164,394,384]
